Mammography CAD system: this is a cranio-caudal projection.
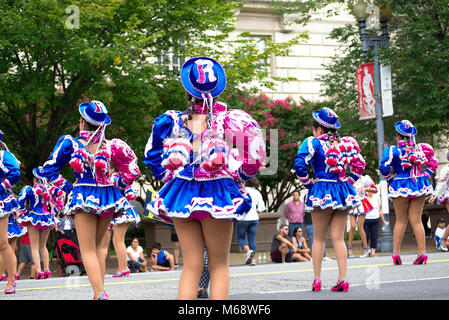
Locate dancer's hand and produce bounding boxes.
[428,195,436,204]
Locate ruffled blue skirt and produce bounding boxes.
[8,214,26,238]
[110,206,140,227]
[65,184,132,218]
[306,180,360,212]
[19,210,54,230]
[437,189,449,205]
[388,176,433,198]
[0,191,18,219]
[147,177,252,221]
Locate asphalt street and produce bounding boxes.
[1,251,448,302]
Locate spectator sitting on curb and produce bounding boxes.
[291,226,312,262]
[150,242,175,271]
[270,225,295,263]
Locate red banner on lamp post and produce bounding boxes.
[356,62,375,120]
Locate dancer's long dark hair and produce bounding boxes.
[312,120,341,144]
[183,92,216,133]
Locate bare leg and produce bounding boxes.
[329,209,349,281]
[0,247,4,274]
[279,243,290,263]
[96,216,114,287]
[0,215,16,289]
[98,229,111,274]
[311,208,333,280]
[293,252,309,262]
[112,223,131,272]
[173,241,180,265]
[9,238,18,254]
[201,217,233,300]
[74,211,113,299]
[173,217,205,300]
[392,197,410,255]
[38,229,50,271]
[28,226,42,273]
[16,262,25,277]
[347,214,356,255]
[357,214,368,250]
[408,196,426,255]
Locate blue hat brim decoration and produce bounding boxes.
[312,108,341,129]
[180,56,226,99]
[79,101,111,127]
[395,120,417,137]
[32,167,46,180]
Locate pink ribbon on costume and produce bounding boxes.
[80,131,101,144]
[197,65,206,84]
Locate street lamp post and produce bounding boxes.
[353,1,393,252]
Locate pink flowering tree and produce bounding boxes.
[227,90,321,212]
[228,90,380,212]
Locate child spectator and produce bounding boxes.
[150,242,175,271]
[435,219,448,251]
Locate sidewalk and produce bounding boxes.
[227,237,439,266]
[17,238,438,279]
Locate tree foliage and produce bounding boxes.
[228,91,328,211]
[271,0,449,181]
[0,0,306,191]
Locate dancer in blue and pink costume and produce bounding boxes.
[430,151,449,250]
[41,101,141,300]
[0,130,20,294]
[380,120,438,265]
[144,57,265,299]
[295,107,366,293]
[17,167,64,280]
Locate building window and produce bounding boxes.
[157,41,185,71]
[242,35,271,75]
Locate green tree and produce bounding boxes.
[271,0,449,179]
[228,91,327,212]
[0,0,306,192]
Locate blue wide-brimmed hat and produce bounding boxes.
[79,101,111,126]
[180,56,226,99]
[32,166,45,180]
[312,107,341,129]
[395,120,417,137]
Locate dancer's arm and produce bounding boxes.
[341,137,366,185]
[379,146,399,182]
[41,135,75,193]
[0,150,20,193]
[294,137,316,190]
[143,112,177,182]
[223,109,266,182]
[420,143,439,179]
[432,166,449,203]
[108,139,141,189]
[16,186,35,216]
